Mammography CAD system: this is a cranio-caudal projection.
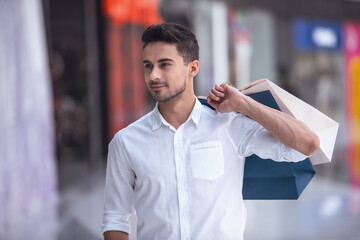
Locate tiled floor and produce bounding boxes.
[58,170,105,240]
[58,170,360,240]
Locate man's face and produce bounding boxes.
[143,41,191,102]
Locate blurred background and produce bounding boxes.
[1,0,360,239]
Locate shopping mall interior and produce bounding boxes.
[1,0,360,239]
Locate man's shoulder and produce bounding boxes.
[201,104,244,120]
[113,111,153,139]
[199,105,257,131]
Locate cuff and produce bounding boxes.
[280,146,308,162]
[101,212,132,235]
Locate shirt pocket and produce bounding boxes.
[190,141,224,180]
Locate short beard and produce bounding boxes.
[152,77,187,102]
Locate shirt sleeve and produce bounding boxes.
[102,132,136,235]
[228,114,308,162]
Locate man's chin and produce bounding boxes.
[153,95,173,102]
[152,93,176,102]
[152,87,185,102]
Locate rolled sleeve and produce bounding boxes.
[238,121,308,162]
[278,144,308,162]
[102,212,132,234]
[102,132,135,235]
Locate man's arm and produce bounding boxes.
[104,231,129,240]
[207,84,320,156]
[102,135,135,238]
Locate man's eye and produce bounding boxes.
[144,64,152,69]
[161,63,169,68]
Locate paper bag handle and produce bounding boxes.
[239,78,268,92]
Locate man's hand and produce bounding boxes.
[104,231,129,240]
[207,84,248,113]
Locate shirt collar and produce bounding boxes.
[151,102,164,131]
[151,97,203,131]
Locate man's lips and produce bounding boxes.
[150,83,166,91]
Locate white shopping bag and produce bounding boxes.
[240,78,339,165]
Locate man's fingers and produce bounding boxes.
[215,84,225,92]
[207,96,219,109]
[207,84,228,111]
[211,88,225,98]
[208,91,221,101]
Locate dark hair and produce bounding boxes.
[141,23,199,64]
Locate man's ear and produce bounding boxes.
[189,60,199,77]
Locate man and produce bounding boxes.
[102,23,319,240]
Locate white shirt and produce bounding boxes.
[102,98,307,240]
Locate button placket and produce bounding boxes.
[174,126,190,240]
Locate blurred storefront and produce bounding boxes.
[290,18,347,181]
[102,0,162,139]
[44,0,103,189]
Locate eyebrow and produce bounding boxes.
[143,58,174,64]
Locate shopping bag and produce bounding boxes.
[198,89,316,199]
[241,90,315,199]
[240,79,339,165]
[243,154,315,199]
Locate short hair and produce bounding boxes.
[141,23,199,64]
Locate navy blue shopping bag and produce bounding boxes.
[198,90,316,200]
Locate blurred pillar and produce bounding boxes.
[211,1,230,86]
[0,0,58,239]
[248,9,277,83]
[229,9,252,88]
[193,1,230,95]
[84,0,102,168]
[344,22,360,186]
[193,2,213,96]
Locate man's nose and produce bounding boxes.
[149,67,160,81]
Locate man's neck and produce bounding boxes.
[158,95,196,130]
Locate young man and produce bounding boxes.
[102,23,319,240]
